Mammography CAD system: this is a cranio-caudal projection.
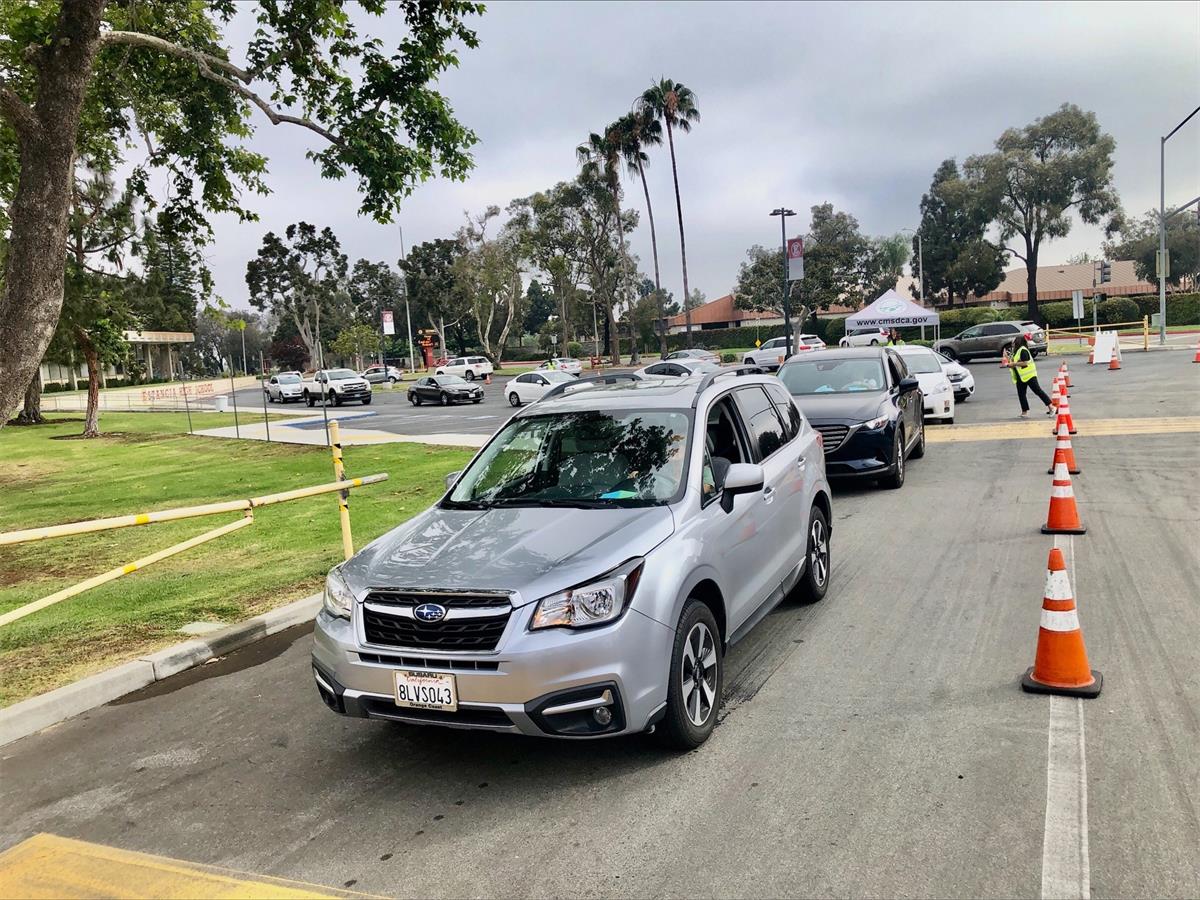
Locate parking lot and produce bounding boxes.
[3,351,1198,898]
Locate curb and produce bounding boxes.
[0,593,321,748]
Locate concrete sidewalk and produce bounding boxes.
[195,413,488,449]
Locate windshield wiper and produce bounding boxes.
[491,497,655,509]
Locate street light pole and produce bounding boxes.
[1160,105,1200,345]
[399,226,415,373]
[770,207,797,357]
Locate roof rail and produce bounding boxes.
[540,372,642,402]
[690,365,767,407]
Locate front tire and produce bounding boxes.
[795,505,830,603]
[305,392,315,408]
[508,392,521,407]
[464,371,475,381]
[409,394,420,406]
[940,348,957,361]
[440,392,450,406]
[362,396,371,405]
[388,376,398,384]
[883,425,906,489]
[657,600,723,751]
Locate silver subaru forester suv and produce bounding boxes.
[312,370,833,749]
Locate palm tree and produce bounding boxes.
[638,78,700,346]
[577,127,629,364]
[616,110,667,355]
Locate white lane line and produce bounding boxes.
[1041,535,1090,900]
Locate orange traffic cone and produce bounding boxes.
[1052,392,1077,436]
[1087,336,1095,365]
[1192,337,1200,363]
[1000,348,1010,368]
[1047,421,1081,475]
[1042,460,1086,534]
[1057,370,1069,399]
[1048,374,1061,412]
[485,372,492,385]
[1060,361,1072,389]
[1021,547,1102,697]
[1108,349,1121,371]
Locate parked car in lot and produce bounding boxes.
[506,370,576,406]
[313,370,833,749]
[777,347,924,489]
[665,348,721,365]
[408,374,484,406]
[361,364,403,384]
[933,320,1046,361]
[535,358,583,376]
[937,352,975,401]
[301,369,372,406]
[634,359,722,379]
[894,346,955,423]
[436,356,494,381]
[742,335,823,371]
[264,372,304,403]
[839,327,889,348]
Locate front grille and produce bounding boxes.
[357,652,500,672]
[814,424,850,453]
[362,591,512,652]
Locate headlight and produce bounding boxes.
[530,559,644,630]
[323,567,355,619]
[861,414,890,430]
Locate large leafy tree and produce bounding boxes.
[454,207,525,366]
[914,159,1005,305]
[245,223,349,370]
[523,279,555,335]
[637,78,699,345]
[128,212,209,332]
[1104,208,1199,291]
[804,202,871,311]
[401,237,469,356]
[965,104,1120,322]
[347,259,404,332]
[0,0,483,427]
[862,234,910,301]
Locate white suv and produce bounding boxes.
[742,335,823,371]
[436,356,494,381]
[839,327,889,348]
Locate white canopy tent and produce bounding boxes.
[845,290,940,341]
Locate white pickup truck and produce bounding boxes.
[301,368,373,407]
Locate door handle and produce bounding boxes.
[763,485,775,503]
[796,456,807,469]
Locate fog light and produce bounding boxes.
[593,706,613,726]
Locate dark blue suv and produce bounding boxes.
[777,348,924,489]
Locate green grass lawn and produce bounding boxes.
[0,413,475,706]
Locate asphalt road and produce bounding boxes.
[4,350,1198,898]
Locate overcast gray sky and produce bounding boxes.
[207,0,1200,310]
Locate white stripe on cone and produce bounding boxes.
[1044,569,1073,601]
[1041,608,1081,632]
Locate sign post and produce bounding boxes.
[787,237,805,282]
[1071,289,1084,345]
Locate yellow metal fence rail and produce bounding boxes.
[0,421,386,627]
[1046,317,1150,351]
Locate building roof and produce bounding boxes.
[664,294,777,328]
[978,260,1154,303]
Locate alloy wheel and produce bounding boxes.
[680,622,718,727]
[810,517,829,588]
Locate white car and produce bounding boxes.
[742,335,822,370]
[535,357,583,376]
[264,372,304,403]
[506,370,577,406]
[634,359,723,379]
[436,355,494,381]
[895,346,955,423]
[840,327,889,348]
[937,352,975,401]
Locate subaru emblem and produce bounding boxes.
[414,603,447,623]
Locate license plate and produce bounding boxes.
[393,671,457,712]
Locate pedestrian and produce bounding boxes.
[886,329,905,346]
[1005,333,1053,418]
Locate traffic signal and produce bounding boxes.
[1098,260,1112,284]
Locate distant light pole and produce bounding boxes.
[901,227,926,338]
[399,226,415,372]
[770,207,797,356]
[1159,105,1200,345]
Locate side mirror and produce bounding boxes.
[899,376,921,394]
[720,463,765,513]
[444,471,463,491]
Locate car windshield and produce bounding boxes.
[277,374,300,384]
[327,369,358,380]
[434,375,468,386]
[779,358,886,394]
[446,410,690,508]
[543,371,575,383]
[687,362,722,374]
[899,351,943,374]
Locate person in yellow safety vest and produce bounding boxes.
[886,328,905,346]
[546,358,556,371]
[1004,333,1053,418]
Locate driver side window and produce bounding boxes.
[961,326,982,339]
[702,396,748,507]
[887,355,906,386]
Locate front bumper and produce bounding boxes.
[311,602,673,739]
[818,421,895,477]
[950,377,975,399]
[922,390,954,420]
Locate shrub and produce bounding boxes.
[721,352,738,363]
[1095,297,1139,326]
[567,341,583,359]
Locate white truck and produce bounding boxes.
[301,368,373,407]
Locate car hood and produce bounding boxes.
[331,378,369,388]
[341,505,675,606]
[792,391,887,424]
[912,371,950,392]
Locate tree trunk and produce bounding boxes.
[77,327,102,438]
[607,305,620,366]
[635,159,668,357]
[13,368,45,425]
[666,122,693,348]
[1025,237,1039,324]
[0,0,107,428]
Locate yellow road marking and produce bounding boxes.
[926,416,1200,443]
[0,834,372,899]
